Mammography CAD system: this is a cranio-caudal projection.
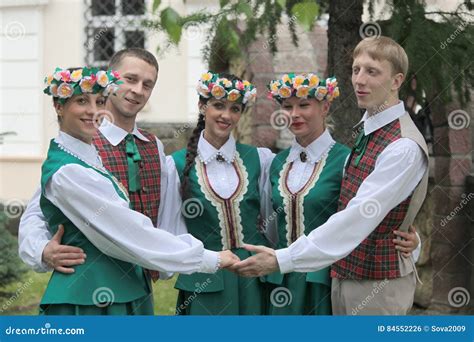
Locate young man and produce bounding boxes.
[19,49,173,278]
[232,36,429,315]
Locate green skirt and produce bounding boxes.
[267,272,332,315]
[175,249,268,315]
[39,293,154,315]
[176,272,267,315]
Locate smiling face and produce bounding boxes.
[55,93,106,144]
[351,52,404,115]
[107,56,158,119]
[200,98,243,149]
[281,97,329,147]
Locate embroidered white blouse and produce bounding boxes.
[161,131,275,237]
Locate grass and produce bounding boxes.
[0,270,179,315]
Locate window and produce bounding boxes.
[85,0,148,68]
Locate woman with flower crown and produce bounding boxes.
[163,71,274,315]
[38,67,238,315]
[260,73,420,315]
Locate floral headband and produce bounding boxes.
[268,73,340,102]
[43,67,122,104]
[196,71,257,105]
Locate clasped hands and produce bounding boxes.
[219,225,420,278]
[218,244,279,277]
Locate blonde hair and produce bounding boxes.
[353,36,409,76]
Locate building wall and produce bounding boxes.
[0,0,211,201]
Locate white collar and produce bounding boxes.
[357,101,406,135]
[98,118,150,146]
[197,131,236,164]
[287,129,335,164]
[55,131,100,166]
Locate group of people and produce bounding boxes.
[18,35,428,316]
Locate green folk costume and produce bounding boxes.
[39,140,153,315]
[267,142,350,315]
[172,143,268,315]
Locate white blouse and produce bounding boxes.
[160,131,276,237]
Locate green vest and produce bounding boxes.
[267,142,350,286]
[172,143,267,292]
[40,140,149,306]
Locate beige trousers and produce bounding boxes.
[331,272,416,315]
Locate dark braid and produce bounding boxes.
[181,108,206,199]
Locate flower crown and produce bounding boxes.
[196,71,257,105]
[268,73,340,102]
[43,67,122,104]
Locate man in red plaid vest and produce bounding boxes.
[19,49,168,282]
[233,37,428,315]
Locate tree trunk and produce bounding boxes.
[327,0,364,145]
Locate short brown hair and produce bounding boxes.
[353,36,408,76]
[108,48,159,72]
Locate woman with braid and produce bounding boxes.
[163,72,274,315]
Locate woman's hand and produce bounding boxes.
[218,250,240,268]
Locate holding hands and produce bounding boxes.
[218,250,241,268]
[228,244,279,277]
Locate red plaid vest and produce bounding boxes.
[331,119,411,280]
[92,130,161,226]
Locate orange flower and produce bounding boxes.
[278,86,292,98]
[57,83,74,98]
[296,86,309,98]
[227,89,241,102]
[211,85,225,99]
[308,74,320,87]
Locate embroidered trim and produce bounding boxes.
[198,150,235,165]
[195,151,248,250]
[278,152,329,246]
[288,140,336,164]
[56,141,130,202]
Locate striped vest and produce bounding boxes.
[331,119,411,280]
[92,130,161,225]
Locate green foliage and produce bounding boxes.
[0,212,27,289]
[292,1,319,31]
[379,0,473,104]
[144,0,322,62]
